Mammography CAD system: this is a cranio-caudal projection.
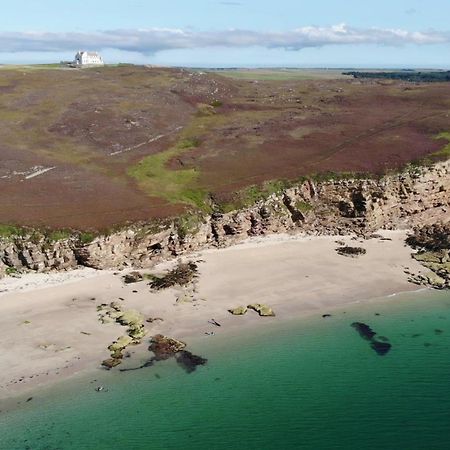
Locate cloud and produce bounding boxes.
[1,24,449,55]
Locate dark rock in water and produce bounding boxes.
[322,314,332,318]
[175,351,208,373]
[121,334,205,374]
[411,333,422,338]
[26,397,33,402]
[434,329,444,335]
[351,322,392,356]
[370,340,392,355]
[374,313,380,316]
[351,322,377,341]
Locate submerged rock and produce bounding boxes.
[351,322,377,341]
[247,303,276,317]
[370,340,392,356]
[175,350,208,373]
[121,336,207,374]
[351,322,392,356]
[228,306,248,315]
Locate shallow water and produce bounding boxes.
[1,289,450,450]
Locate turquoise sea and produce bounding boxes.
[1,289,450,450]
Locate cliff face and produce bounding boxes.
[1,161,449,276]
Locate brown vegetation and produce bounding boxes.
[0,66,449,230]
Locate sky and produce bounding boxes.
[1,0,449,67]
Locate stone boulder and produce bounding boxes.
[228,306,248,315]
[247,303,276,317]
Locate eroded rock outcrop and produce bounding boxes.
[406,222,450,289]
[1,161,449,276]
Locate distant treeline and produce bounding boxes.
[343,71,450,82]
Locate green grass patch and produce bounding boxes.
[432,132,450,158]
[295,201,313,213]
[220,179,292,212]
[46,229,72,242]
[128,115,214,210]
[0,224,26,239]
[175,213,204,240]
[210,69,348,81]
[78,232,96,245]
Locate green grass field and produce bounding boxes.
[208,68,350,81]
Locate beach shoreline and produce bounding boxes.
[0,230,430,402]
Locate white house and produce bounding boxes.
[73,51,104,66]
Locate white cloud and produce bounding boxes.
[0,24,449,54]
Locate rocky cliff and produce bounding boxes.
[1,161,449,276]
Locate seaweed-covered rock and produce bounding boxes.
[336,246,367,257]
[149,261,198,290]
[123,271,143,284]
[149,334,186,360]
[247,303,276,317]
[228,306,248,315]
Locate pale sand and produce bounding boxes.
[0,230,428,399]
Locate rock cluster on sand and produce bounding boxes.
[248,303,276,317]
[406,223,450,289]
[228,306,248,315]
[229,304,276,316]
[99,302,147,369]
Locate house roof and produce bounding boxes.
[77,51,102,57]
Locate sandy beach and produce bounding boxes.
[0,230,428,400]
